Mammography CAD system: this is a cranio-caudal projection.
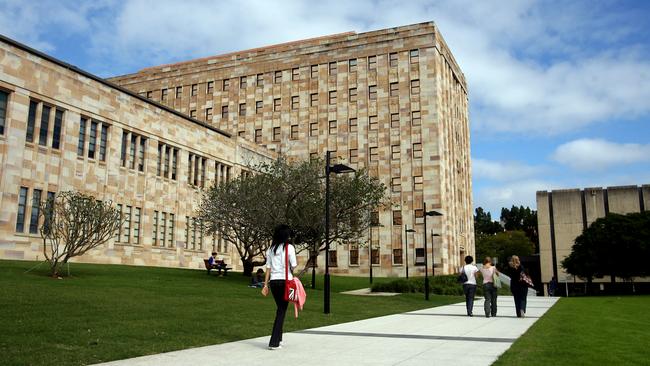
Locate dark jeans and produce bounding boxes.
[483,282,498,317]
[512,286,528,317]
[269,280,288,347]
[463,284,477,316]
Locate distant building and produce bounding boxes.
[537,184,649,291]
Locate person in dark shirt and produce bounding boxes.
[504,255,528,317]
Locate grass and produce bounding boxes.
[494,296,650,366]
[0,260,461,366]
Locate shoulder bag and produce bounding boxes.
[457,266,468,284]
[520,270,534,288]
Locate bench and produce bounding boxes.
[203,259,232,276]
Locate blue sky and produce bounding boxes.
[2,0,649,217]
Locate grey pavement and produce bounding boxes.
[94,296,559,366]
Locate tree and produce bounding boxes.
[474,207,502,235]
[500,205,538,252]
[40,191,122,277]
[475,230,535,271]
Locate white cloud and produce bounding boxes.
[472,158,545,182]
[552,138,650,171]
[473,179,557,218]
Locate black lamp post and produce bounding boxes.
[404,226,416,279]
[422,202,443,301]
[324,150,355,314]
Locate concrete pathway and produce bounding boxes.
[94,296,559,366]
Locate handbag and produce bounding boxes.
[457,266,468,284]
[520,270,534,288]
[284,243,298,302]
[493,271,502,288]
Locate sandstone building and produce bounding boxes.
[537,184,649,291]
[1,21,473,276]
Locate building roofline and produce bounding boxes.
[0,33,231,138]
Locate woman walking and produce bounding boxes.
[505,255,528,317]
[461,255,479,317]
[479,257,499,318]
[261,224,297,350]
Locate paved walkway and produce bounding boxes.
[94,296,559,366]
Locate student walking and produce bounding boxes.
[460,255,479,317]
[479,257,499,318]
[261,225,297,350]
[504,255,528,317]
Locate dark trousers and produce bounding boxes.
[512,286,528,317]
[483,283,498,317]
[463,284,477,316]
[269,280,288,347]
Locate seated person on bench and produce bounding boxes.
[208,252,228,275]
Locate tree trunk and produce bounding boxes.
[241,258,266,277]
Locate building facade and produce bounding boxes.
[0,35,275,271]
[109,22,474,276]
[537,184,650,290]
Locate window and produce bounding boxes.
[176,86,182,98]
[273,127,280,141]
[16,187,28,232]
[238,130,245,138]
[153,211,158,245]
[240,76,247,89]
[389,52,398,67]
[412,111,421,126]
[390,113,400,128]
[88,121,97,159]
[328,90,337,105]
[273,98,281,111]
[310,65,318,78]
[310,93,318,107]
[390,82,399,97]
[38,105,50,146]
[329,250,338,267]
[292,68,299,81]
[414,176,423,191]
[369,85,377,100]
[329,62,337,76]
[415,248,425,265]
[291,96,299,110]
[349,248,359,265]
[190,109,197,118]
[29,189,41,234]
[393,249,403,265]
[168,213,175,247]
[121,130,146,172]
[348,58,357,72]
[369,115,378,130]
[146,91,152,99]
[371,248,380,265]
[310,152,318,160]
[255,129,262,143]
[410,49,419,63]
[393,210,402,225]
[368,56,377,70]
[77,118,86,156]
[221,105,228,119]
[188,153,208,187]
[328,120,337,135]
[369,147,378,161]
[349,88,357,103]
[415,209,424,220]
[133,207,141,244]
[43,191,55,235]
[309,122,318,137]
[122,205,131,243]
[256,100,263,114]
[274,71,282,83]
[290,125,298,140]
[256,73,263,87]
[413,143,422,159]
[222,79,230,91]
[392,177,401,193]
[191,84,198,96]
[349,149,358,163]
[391,145,400,160]
[157,143,179,180]
[411,79,420,95]
[207,81,214,94]
[239,103,246,116]
[205,108,213,121]
[349,118,358,133]
[159,212,166,246]
[51,109,65,149]
[161,88,168,101]
[26,101,37,143]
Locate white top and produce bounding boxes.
[266,244,297,281]
[462,264,479,285]
[480,266,496,284]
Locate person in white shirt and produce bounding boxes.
[261,224,297,350]
[461,255,479,316]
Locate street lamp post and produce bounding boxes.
[324,150,355,314]
[422,201,443,301]
[404,226,416,279]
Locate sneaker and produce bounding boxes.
[268,345,282,350]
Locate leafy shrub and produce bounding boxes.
[371,275,510,296]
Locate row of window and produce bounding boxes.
[330,246,426,267]
[15,187,54,234]
[25,100,65,150]
[143,50,422,101]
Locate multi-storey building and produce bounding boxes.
[109,22,474,276]
[0,35,274,270]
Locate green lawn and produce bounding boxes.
[0,260,461,366]
[494,296,650,366]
